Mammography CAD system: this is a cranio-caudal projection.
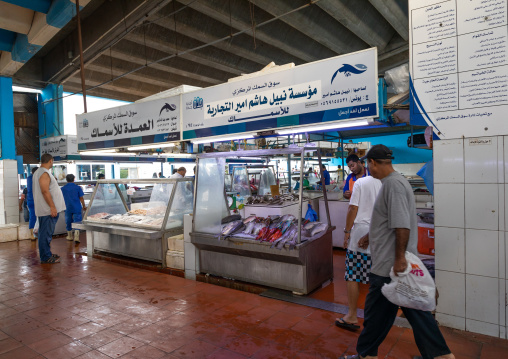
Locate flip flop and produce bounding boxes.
[335,318,360,330]
[51,254,60,259]
[338,355,361,359]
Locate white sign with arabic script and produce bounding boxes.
[76,97,180,148]
[409,0,508,139]
[182,48,378,139]
[40,135,78,157]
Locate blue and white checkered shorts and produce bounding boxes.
[344,249,372,284]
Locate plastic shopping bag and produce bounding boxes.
[305,204,318,222]
[381,251,436,311]
[33,218,39,238]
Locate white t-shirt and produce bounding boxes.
[348,176,382,253]
[170,172,183,179]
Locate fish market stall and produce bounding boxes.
[191,147,334,294]
[74,178,193,266]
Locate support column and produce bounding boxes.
[0,76,19,225]
[38,84,64,139]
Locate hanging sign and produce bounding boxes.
[40,135,78,159]
[182,48,378,140]
[409,0,508,139]
[76,97,180,150]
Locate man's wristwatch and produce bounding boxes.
[344,228,351,234]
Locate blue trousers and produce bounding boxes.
[28,204,36,229]
[65,211,83,231]
[38,214,59,262]
[23,207,29,222]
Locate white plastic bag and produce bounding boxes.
[381,251,436,311]
[33,218,39,237]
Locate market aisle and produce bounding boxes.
[307,249,369,308]
[0,236,506,359]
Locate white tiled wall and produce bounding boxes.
[0,160,19,225]
[434,136,508,338]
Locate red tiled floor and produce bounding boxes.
[0,234,507,359]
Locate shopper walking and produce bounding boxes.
[339,145,454,359]
[61,174,86,243]
[335,175,381,330]
[170,167,186,178]
[26,166,38,240]
[33,154,66,264]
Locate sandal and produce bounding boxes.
[335,318,360,330]
[338,355,362,359]
[41,257,60,264]
[52,253,60,259]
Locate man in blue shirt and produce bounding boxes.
[61,174,86,243]
[343,154,367,200]
[321,164,331,185]
[26,167,38,240]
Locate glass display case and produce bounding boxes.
[191,148,334,295]
[76,178,194,265]
[84,179,193,231]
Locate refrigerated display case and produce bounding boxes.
[190,147,334,295]
[74,178,194,265]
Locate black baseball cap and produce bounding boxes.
[360,144,395,161]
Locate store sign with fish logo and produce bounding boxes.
[181,47,378,140]
[76,96,181,148]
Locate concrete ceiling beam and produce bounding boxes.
[248,0,367,55]
[66,71,165,99]
[315,0,395,49]
[90,54,212,88]
[63,83,141,102]
[124,30,243,76]
[153,3,304,67]
[41,0,175,84]
[179,0,336,63]
[0,2,33,34]
[368,0,408,41]
[83,62,181,90]
[106,45,221,86]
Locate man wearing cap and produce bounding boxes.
[343,154,367,199]
[339,145,454,359]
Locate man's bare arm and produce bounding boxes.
[39,173,57,217]
[394,228,410,276]
[343,205,358,248]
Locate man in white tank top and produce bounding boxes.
[33,154,66,264]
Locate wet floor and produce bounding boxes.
[0,234,506,358]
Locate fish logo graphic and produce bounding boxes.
[159,103,176,116]
[193,97,203,109]
[331,64,368,83]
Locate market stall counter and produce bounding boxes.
[190,147,335,295]
[74,178,193,266]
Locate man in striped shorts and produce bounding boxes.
[336,175,381,330]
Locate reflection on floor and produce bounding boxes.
[308,249,369,309]
[0,234,506,358]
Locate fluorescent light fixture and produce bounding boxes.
[162,153,196,158]
[80,152,134,157]
[191,134,254,144]
[79,149,116,155]
[277,119,370,135]
[12,86,42,94]
[127,143,175,151]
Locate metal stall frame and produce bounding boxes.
[76,178,193,267]
[191,147,334,294]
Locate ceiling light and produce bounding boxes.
[79,150,117,155]
[277,119,370,135]
[127,143,176,151]
[191,134,254,144]
[162,153,196,158]
[12,86,42,94]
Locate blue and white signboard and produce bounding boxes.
[182,48,378,140]
[409,0,508,139]
[76,97,180,150]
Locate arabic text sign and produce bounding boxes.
[182,48,378,139]
[409,0,508,139]
[76,97,180,149]
[40,135,78,157]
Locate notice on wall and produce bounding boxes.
[182,48,378,140]
[40,135,78,158]
[410,0,508,139]
[76,97,180,150]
